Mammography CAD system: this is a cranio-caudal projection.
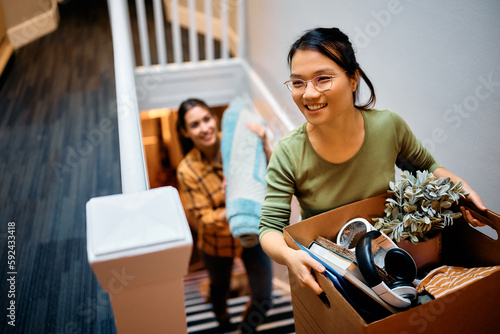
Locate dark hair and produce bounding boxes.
[287,27,376,110]
[176,98,214,155]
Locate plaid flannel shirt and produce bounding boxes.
[177,146,241,258]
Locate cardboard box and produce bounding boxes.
[283,193,500,334]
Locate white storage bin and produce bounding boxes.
[86,186,192,333]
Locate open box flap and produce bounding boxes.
[284,193,390,247]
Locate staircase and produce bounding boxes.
[184,269,295,333]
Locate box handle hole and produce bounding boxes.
[317,291,331,309]
[469,224,498,241]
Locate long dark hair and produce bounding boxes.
[176,98,214,156]
[288,27,376,110]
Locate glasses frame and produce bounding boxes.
[283,71,347,93]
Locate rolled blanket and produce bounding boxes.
[221,96,267,243]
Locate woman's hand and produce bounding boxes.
[247,123,273,162]
[247,122,267,139]
[216,207,227,222]
[283,247,326,295]
[260,231,325,295]
[461,188,487,227]
[433,167,487,227]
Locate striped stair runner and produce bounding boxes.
[184,270,295,334]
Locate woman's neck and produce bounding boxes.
[306,107,365,164]
[308,107,363,142]
[199,138,220,162]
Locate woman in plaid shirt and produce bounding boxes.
[176,98,273,333]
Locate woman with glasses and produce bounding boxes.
[258,27,487,295]
[176,98,273,333]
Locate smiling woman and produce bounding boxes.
[258,27,488,297]
[175,98,274,333]
[290,49,359,131]
[180,105,220,159]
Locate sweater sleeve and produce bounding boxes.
[391,111,442,173]
[259,140,296,238]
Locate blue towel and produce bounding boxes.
[221,96,267,238]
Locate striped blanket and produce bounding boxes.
[417,265,500,298]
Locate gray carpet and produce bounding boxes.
[0,1,120,332]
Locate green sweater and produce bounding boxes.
[259,109,441,237]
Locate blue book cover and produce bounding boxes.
[293,238,392,323]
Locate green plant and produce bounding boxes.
[373,170,469,244]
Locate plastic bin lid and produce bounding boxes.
[87,187,189,260]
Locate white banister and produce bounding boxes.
[188,0,199,62]
[97,5,299,331]
[135,0,151,67]
[171,0,183,64]
[153,0,167,64]
[220,0,229,59]
[205,0,214,61]
[107,0,149,193]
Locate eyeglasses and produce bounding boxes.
[283,71,347,94]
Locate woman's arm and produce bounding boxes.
[433,167,487,226]
[259,139,326,294]
[392,113,487,226]
[260,230,326,295]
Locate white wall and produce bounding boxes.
[246,0,500,212]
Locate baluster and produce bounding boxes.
[153,0,167,64]
[237,0,245,58]
[135,0,151,67]
[188,0,199,63]
[220,0,229,59]
[171,0,183,64]
[205,0,214,61]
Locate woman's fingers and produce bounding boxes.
[461,190,487,227]
[288,249,326,295]
[302,270,325,295]
[466,190,487,211]
[246,123,266,139]
[461,206,486,227]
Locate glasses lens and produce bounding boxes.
[285,81,296,92]
[291,79,305,93]
[313,76,333,91]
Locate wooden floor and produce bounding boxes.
[0,1,294,333]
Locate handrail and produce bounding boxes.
[107,0,149,193]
